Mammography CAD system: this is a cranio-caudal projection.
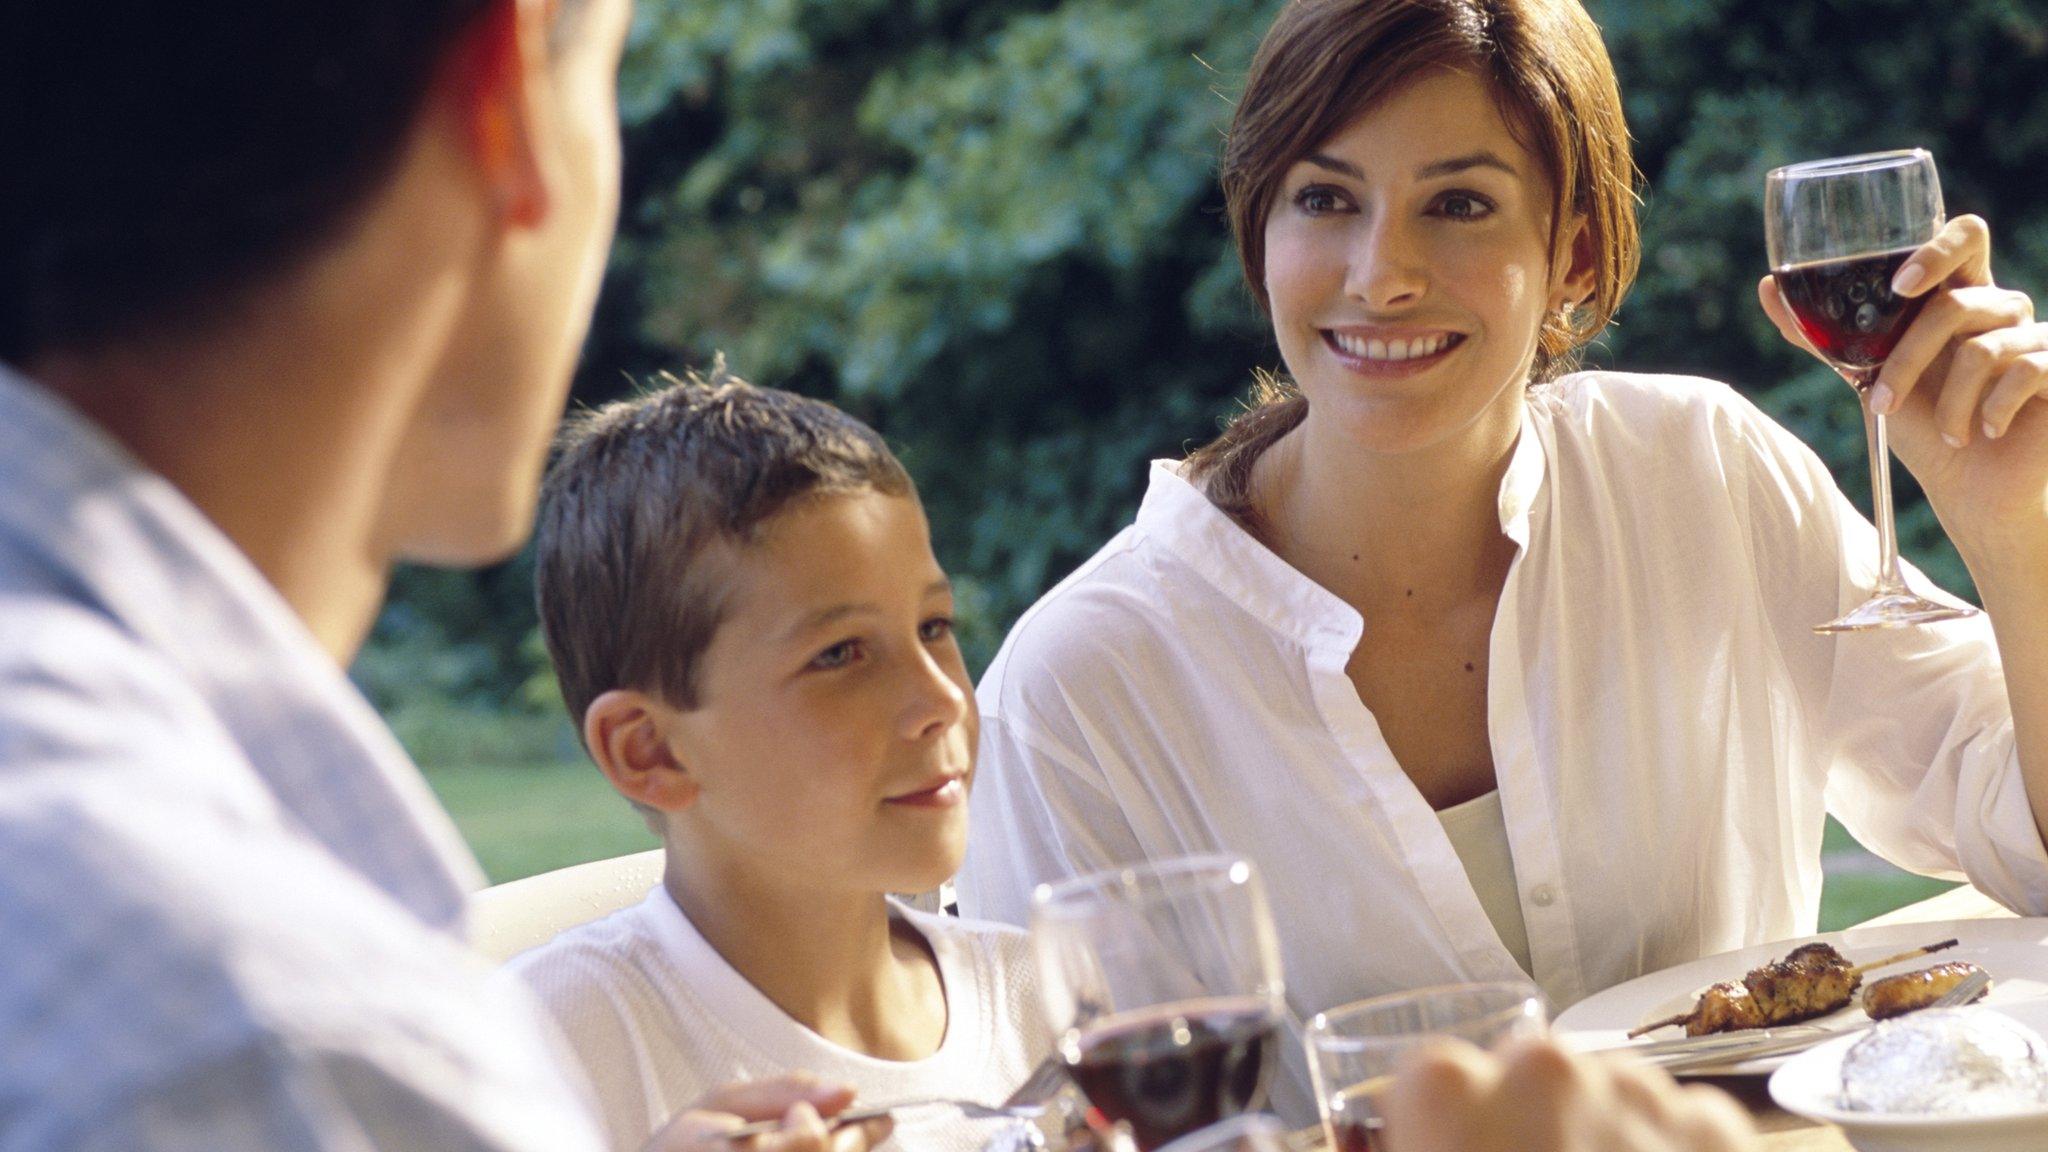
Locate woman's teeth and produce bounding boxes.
[1331,332,1454,361]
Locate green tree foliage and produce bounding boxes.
[359,0,2048,708]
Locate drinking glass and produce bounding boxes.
[1305,982,1547,1152]
[1152,1114,1291,1152]
[1030,855,1288,1152]
[1765,149,1977,632]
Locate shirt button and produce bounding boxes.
[1530,884,1557,908]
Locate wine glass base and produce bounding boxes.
[1814,592,1979,633]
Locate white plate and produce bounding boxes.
[1768,1003,2048,1152]
[1553,918,2048,1075]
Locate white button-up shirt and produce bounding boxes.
[959,372,2048,1069]
[0,365,605,1150]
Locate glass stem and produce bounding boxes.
[1864,402,1907,595]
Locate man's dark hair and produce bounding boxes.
[535,362,915,738]
[0,1,587,363]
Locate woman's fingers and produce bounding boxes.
[1982,351,2048,440]
[1756,276,1817,356]
[1931,325,2046,446]
[1893,213,1994,299]
[1871,285,2033,414]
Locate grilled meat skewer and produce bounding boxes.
[1679,980,1765,1035]
[1627,938,1960,1038]
[1862,961,1989,1020]
[1742,943,1860,1030]
[1628,944,1855,1038]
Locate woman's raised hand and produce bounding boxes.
[1758,214,2048,561]
[1379,1037,1756,1152]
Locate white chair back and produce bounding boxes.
[469,848,666,963]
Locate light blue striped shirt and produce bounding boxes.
[0,364,607,1151]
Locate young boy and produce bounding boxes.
[507,366,1051,1152]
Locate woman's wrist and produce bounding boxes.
[1952,523,2048,600]
[1932,486,2048,577]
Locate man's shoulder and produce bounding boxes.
[0,753,590,1148]
[0,589,274,826]
[0,592,572,1144]
[0,589,215,734]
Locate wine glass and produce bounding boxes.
[1305,982,1547,1152]
[1765,149,1978,632]
[1151,1114,1292,1152]
[1029,855,1288,1152]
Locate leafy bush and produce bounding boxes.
[358,0,2048,708]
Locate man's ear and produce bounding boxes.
[439,0,552,228]
[583,689,701,813]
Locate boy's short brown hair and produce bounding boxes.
[534,363,913,735]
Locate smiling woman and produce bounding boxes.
[1193,0,1637,525]
[956,0,2048,1123]
[1258,69,1591,461]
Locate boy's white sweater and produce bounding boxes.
[503,888,1051,1152]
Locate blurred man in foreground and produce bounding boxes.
[0,2,880,1149]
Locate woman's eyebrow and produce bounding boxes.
[1304,153,1364,179]
[1300,150,1520,181]
[1417,150,1519,179]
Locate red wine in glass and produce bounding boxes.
[1764,148,1976,631]
[1328,1082,1391,1152]
[1773,247,1930,383]
[1065,999,1279,1152]
[1331,1118,1384,1152]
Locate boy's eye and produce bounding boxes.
[919,616,955,643]
[809,640,864,671]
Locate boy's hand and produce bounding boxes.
[1379,1037,1755,1152]
[643,1075,895,1152]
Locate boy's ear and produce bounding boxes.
[583,689,700,813]
[438,0,552,228]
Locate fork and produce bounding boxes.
[1646,967,1994,1074]
[720,1054,1070,1141]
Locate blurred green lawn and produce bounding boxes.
[422,759,656,884]
[1816,816,1958,931]
[423,755,1957,930]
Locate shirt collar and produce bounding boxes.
[0,363,482,925]
[1498,404,1547,547]
[1134,459,1363,654]
[1135,407,1548,649]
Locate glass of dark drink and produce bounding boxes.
[1030,856,1288,1152]
[1305,982,1546,1152]
[1150,1113,1291,1152]
[1765,149,1978,632]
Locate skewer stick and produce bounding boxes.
[1626,939,1959,1039]
[1627,1011,1693,1040]
[1846,938,1957,980]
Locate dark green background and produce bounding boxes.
[350,1,2047,910]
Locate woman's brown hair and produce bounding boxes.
[1190,0,1641,518]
